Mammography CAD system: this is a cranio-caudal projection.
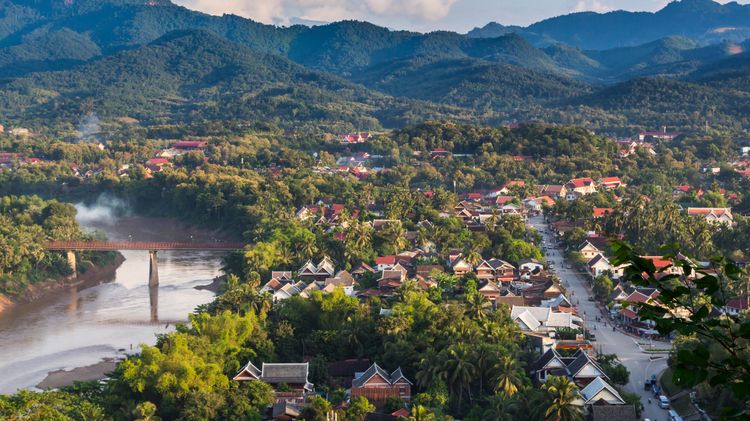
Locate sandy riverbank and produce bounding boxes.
[0,253,126,316]
[36,359,118,390]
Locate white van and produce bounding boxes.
[658,395,670,409]
[668,409,683,421]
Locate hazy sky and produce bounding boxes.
[172,0,749,32]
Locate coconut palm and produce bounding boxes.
[443,344,477,410]
[542,376,584,421]
[465,291,491,320]
[482,394,519,421]
[493,356,522,397]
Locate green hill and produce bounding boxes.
[0,30,472,128]
[352,56,589,112]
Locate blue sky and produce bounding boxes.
[173,0,749,32]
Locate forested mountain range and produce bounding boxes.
[0,0,749,132]
[469,0,750,49]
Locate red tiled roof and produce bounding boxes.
[172,140,207,149]
[599,176,621,184]
[504,180,526,188]
[626,291,650,303]
[496,195,514,205]
[391,408,409,417]
[146,157,170,165]
[568,177,594,188]
[687,208,732,217]
[640,256,672,270]
[375,256,396,265]
[726,297,749,310]
[620,308,638,319]
[593,208,614,218]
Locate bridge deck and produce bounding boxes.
[46,241,245,251]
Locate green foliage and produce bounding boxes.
[346,396,375,421]
[597,354,630,386]
[0,195,102,297]
[612,241,750,417]
[0,390,106,421]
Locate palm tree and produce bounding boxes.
[473,343,495,396]
[443,344,476,411]
[396,279,419,301]
[465,291,491,320]
[408,405,435,421]
[299,240,318,260]
[486,208,501,232]
[493,356,522,397]
[542,376,584,421]
[482,394,519,421]
[465,248,483,267]
[415,349,446,389]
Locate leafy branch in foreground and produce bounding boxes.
[611,241,750,419]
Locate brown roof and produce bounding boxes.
[591,404,637,421]
[496,295,525,307]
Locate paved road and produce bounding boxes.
[529,216,673,421]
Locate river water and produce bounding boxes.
[0,210,226,394]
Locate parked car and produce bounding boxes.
[668,410,682,421]
[658,395,670,409]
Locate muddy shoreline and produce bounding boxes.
[0,253,126,316]
[36,359,119,390]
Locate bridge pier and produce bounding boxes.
[149,250,159,287]
[66,250,77,276]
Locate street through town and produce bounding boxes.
[529,216,673,421]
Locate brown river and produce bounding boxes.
[0,203,227,393]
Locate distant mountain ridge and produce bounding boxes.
[0,0,748,133]
[469,0,750,49]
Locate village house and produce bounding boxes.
[565,178,597,197]
[539,184,566,199]
[375,255,397,272]
[297,256,336,282]
[519,258,544,273]
[686,207,734,225]
[339,132,371,144]
[499,180,526,195]
[592,208,613,218]
[579,376,626,405]
[578,240,603,260]
[475,258,517,282]
[617,139,656,158]
[478,280,503,302]
[450,256,472,277]
[429,148,451,159]
[351,363,412,406]
[532,348,609,387]
[597,177,624,189]
[511,305,583,333]
[173,140,208,151]
[296,203,357,225]
[145,157,171,172]
[324,270,357,296]
[234,362,314,405]
[524,196,555,213]
[723,296,749,316]
[351,262,376,279]
[638,130,680,142]
[586,254,623,279]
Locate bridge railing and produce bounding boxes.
[46,240,246,251]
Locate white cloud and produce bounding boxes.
[173,0,750,32]
[573,0,612,13]
[175,0,459,26]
